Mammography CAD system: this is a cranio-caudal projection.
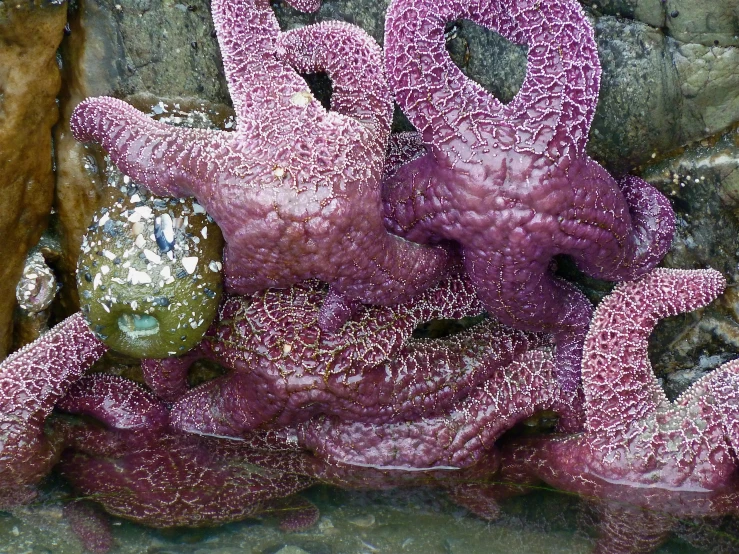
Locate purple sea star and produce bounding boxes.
[70,0,449,330]
[496,268,739,553]
[381,0,675,390]
[144,274,552,437]
[55,372,516,532]
[0,313,107,508]
[55,374,319,531]
[297,347,578,469]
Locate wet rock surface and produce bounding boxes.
[0,0,67,358]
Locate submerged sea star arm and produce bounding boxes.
[593,503,672,554]
[0,313,107,506]
[56,374,316,530]
[298,349,571,469]
[582,268,726,434]
[385,0,600,162]
[70,97,222,198]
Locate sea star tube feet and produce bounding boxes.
[70,0,450,330]
[496,268,739,554]
[0,313,107,508]
[382,0,675,391]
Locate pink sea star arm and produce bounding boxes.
[70,97,222,198]
[297,349,573,469]
[141,345,208,402]
[276,20,393,145]
[675,358,739,455]
[211,0,309,123]
[582,268,726,434]
[385,0,599,163]
[555,169,676,281]
[0,313,107,505]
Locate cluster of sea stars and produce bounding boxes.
[0,0,734,553]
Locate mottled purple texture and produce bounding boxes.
[497,268,739,553]
[0,313,107,508]
[69,0,449,330]
[56,373,511,529]
[382,0,675,390]
[297,348,579,469]
[143,275,554,439]
[56,374,319,530]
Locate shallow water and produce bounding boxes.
[1,479,733,554]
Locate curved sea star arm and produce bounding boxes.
[57,374,169,433]
[557,165,675,281]
[581,268,726,435]
[210,0,317,122]
[71,97,223,198]
[276,20,393,146]
[0,313,107,505]
[384,0,600,164]
[675,358,739,453]
[466,249,593,394]
[298,349,570,469]
[140,344,209,402]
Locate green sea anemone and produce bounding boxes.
[77,166,224,358]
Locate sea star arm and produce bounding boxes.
[593,503,672,554]
[558,167,676,281]
[275,20,456,330]
[465,249,594,394]
[211,0,319,122]
[675,358,739,453]
[141,344,209,402]
[385,0,600,164]
[276,21,393,147]
[0,313,107,505]
[57,374,169,433]
[298,349,571,469]
[71,97,223,198]
[581,268,726,434]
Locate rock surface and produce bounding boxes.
[0,0,67,359]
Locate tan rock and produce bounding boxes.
[0,0,66,359]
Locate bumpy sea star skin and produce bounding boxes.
[0,313,107,508]
[382,0,675,391]
[145,275,549,437]
[297,348,578,469]
[70,0,449,330]
[56,374,318,531]
[496,268,739,554]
